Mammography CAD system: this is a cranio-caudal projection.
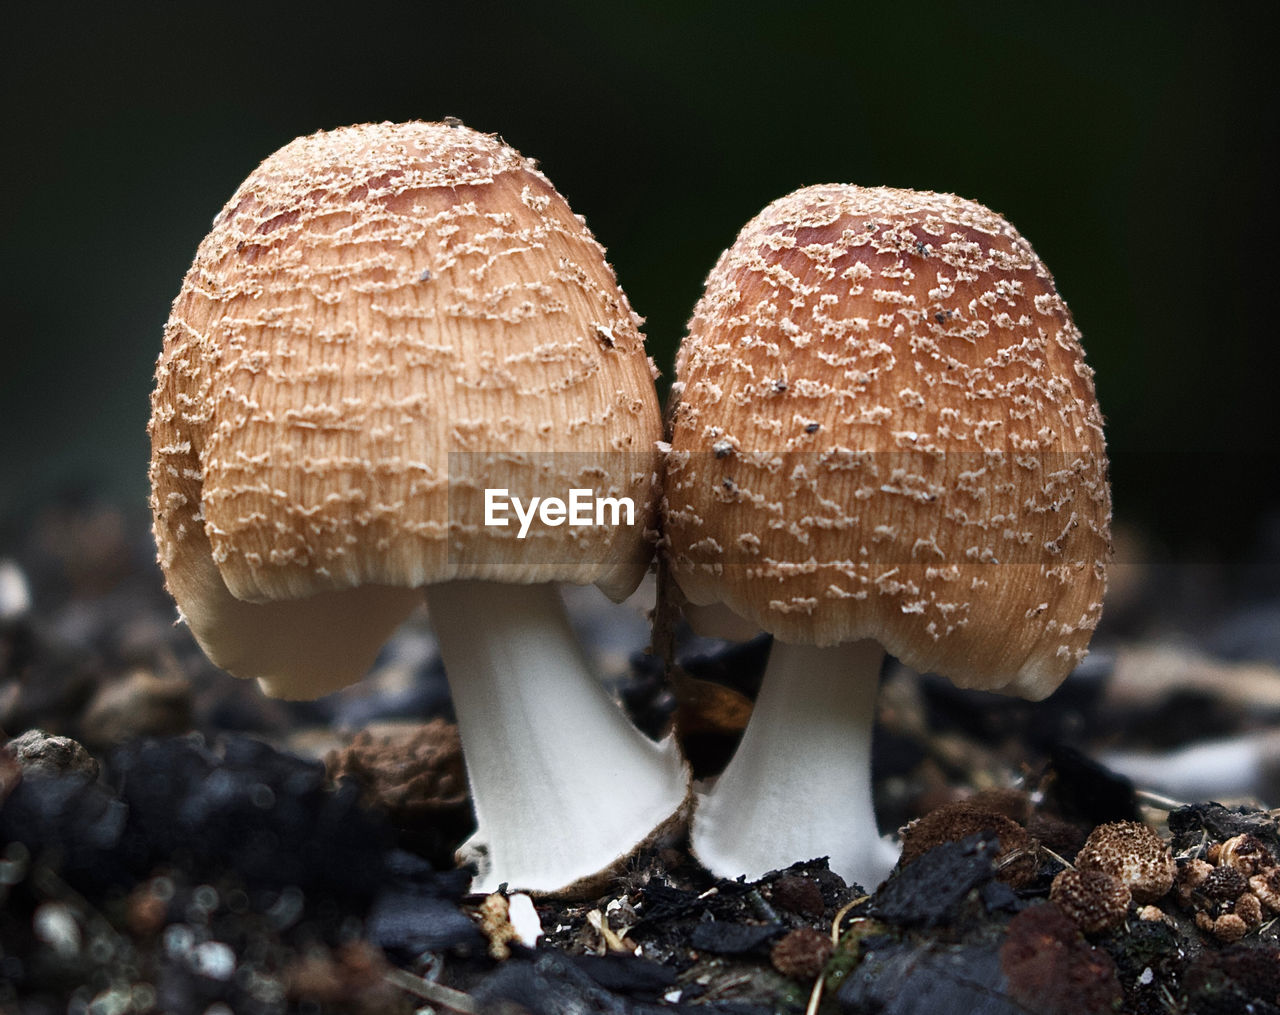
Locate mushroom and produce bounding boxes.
[1249,869,1280,914]
[149,120,688,895]
[1074,821,1175,904]
[898,801,1036,885]
[664,184,1111,889]
[1049,868,1131,934]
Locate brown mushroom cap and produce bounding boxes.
[1075,821,1176,904]
[1050,867,1132,934]
[665,184,1110,699]
[150,121,661,696]
[898,801,1034,884]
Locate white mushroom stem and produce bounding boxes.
[425,580,688,895]
[690,638,899,891]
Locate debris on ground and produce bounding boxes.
[3,499,1280,1011]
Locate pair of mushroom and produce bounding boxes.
[149,121,1111,896]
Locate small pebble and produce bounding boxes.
[7,729,99,778]
[81,669,192,747]
[191,940,236,980]
[33,902,81,959]
[0,559,31,621]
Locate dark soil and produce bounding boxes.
[3,498,1280,1014]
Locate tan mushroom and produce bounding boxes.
[149,120,687,895]
[665,184,1110,889]
[1074,821,1175,904]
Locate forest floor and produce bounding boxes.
[2,497,1279,1014]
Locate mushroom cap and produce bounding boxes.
[665,184,1110,700]
[150,121,661,696]
[1075,821,1176,904]
[1219,833,1276,878]
[1201,865,1248,902]
[1249,869,1280,914]
[1049,867,1132,934]
[898,801,1036,886]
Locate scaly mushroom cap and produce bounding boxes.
[1075,821,1176,904]
[665,185,1110,699]
[1049,868,1132,934]
[150,121,661,696]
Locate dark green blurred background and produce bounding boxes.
[3,1,1276,561]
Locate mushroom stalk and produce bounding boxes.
[690,638,898,890]
[425,580,688,895]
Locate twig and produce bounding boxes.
[701,971,756,1000]
[1173,829,1210,862]
[805,974,824,1015]
[1134,788,1188,810]
[1038,844,1075,870]
[805,893,872,1015]
[384,966,480,1015]
[996,847,1034,873]
[586,908,637,955]
[829,893,870,943]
